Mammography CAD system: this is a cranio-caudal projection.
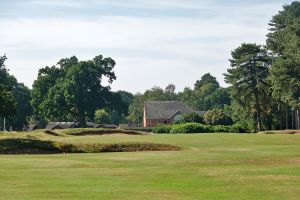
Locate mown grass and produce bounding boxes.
[0,130,300,199]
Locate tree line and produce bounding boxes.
[0,2,299,132]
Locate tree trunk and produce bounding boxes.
[257,109,262,131]
[254,92,262,132]
[292,109,294,129]
[280,105,283,130]
[286,107,289,129]
[78,110,86,128]
[267,113,272,130]
[296,109,300,129]
[278,104,282,130]
[296,109,298,129]
[298,109,300,129]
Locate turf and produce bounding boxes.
[0,132,300,200]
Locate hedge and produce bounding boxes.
[152,124,173,134]
[153,123,250,134]
[170,123,211,134]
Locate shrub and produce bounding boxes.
[152,123,251,134]
[204,109,233,125]
[209,125,231,133]
[178,112,204,124]
[230,123,249,133]
[152,124,172,133]
[170,123,210,134]
[94,109,111,124]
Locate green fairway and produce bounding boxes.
[1,133,300,200]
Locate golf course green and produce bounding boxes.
[0,131,299,200]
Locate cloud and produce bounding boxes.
[0,0,294,93]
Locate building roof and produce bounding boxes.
[86,122,117,129]
[46,122,77,130]
[144,101,194,119]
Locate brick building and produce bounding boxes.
[143,101,203,127]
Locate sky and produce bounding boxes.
[0,0,295,93]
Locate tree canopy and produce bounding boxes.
[224,43,271,131]
[0,55,16,118]
[31,55,117,127]
[267,2,300,123]
[0,55,32,130]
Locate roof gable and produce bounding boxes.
[144,101,194,119]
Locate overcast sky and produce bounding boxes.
[0,0,294,93]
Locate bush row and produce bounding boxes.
[152,123,250,134]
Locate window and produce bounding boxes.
[174,114,183,122]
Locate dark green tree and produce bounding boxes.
[224,43,271,131]
[31,55,116,127]
[178,87,196,108]
[128,93,144,125]
[31,66,63,120]
[0,55,16,118]
[204,108,232,125]
[164,83,178,100]
[0,55,32,130]
[9,83,32,130]
[193,73,221,110]
[181,112,204,124]
[194,73,220,91]
[105,91,131,124]
[267,2,300,129]
[204,87,231,110]
[117,90,134,113]
[143,86,165,101]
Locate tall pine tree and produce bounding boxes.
[225,43,271,131]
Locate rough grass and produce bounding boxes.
[0,138,180,154]
[0,128,178,154]
[54,128,145,136]
[259,129,300,134]
[0,130,300,199]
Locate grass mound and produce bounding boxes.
[55,128,145,136]
[100,143,181,152]
[0,138,60,154]
[259,130,300,134]
[1,147,60,154]
[44,130,60,136]
[0,138,180,154]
